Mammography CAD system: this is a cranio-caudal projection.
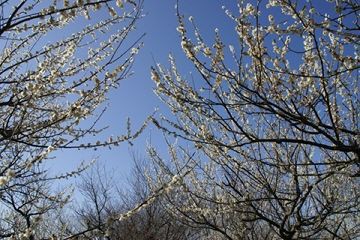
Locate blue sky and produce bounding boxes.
[113,0,239,176]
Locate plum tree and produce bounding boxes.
[150,0,359,239]
[0,0,145,238]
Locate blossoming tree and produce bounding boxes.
[0,0,145,238]
[150,0,359,239]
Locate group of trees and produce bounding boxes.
[72,159,197,240]
[0,0,358,239]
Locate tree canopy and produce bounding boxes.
[0,0,359,239]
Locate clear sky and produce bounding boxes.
[48,0,240,186]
